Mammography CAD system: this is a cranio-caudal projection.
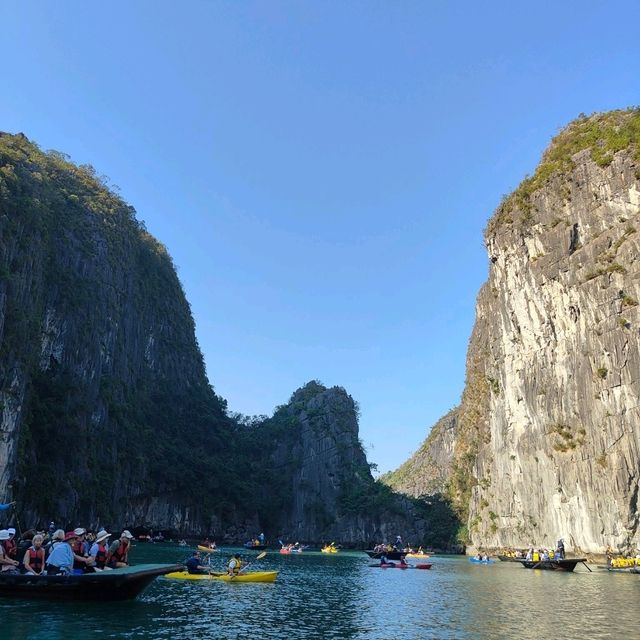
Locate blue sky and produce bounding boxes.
[2,1,638,473]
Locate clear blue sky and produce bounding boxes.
[2,1,638,473]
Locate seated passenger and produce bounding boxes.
[24,534,46,575]
[0,530,19,573]
[45,529,65,557]
[227,553,242,575]
[4,528,17,560]
[108,530,134,568]
[541,550,550,561]
[185,551,208,574]
[46,531,79,575]
[88,530,111,570]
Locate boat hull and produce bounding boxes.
[517,558,586,572]
[365,550,405,560]
[0,564,183,601]
[243,544,267,550]
[165,570,278,583]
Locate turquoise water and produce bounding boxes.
[2,544,639,639]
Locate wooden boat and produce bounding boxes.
[365,550,405,560]
[0,563,182,601]
[517,558,587,572]
[597,565,640,574]
[243,542,267,550]
[165,570,278,583]
[497,555,522,562]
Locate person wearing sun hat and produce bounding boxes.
[3,527,17,560]
[108,530,134,568]
[89,530,111,569]
[70,527,93,571]
[45,531,79,575]
[0,530,20,573]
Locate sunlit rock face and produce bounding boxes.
[466,111,640,554]
[380,409,458,498]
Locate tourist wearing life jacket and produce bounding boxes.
[71,527,91,570]
[88,530,111,569]
[0,530,19,573]
[4,528,17,559]
[24,534,46,575]
[227,553,242,575]
[108,530,133,568]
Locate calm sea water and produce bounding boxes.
[3,544,639,639]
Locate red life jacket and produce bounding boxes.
[71,540,86,569]
[26,547,45,572]
[109,541,128,567]
[3,539,16,559]
[95,543,108,569]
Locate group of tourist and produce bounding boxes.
[525,539,565,562]
[0,523,135,576]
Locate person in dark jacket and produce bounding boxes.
[185,551,208,574]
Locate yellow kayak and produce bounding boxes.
[197,545,218,553]
[405,553,430,559]
[165,570,278,583]
[321,547,338,553]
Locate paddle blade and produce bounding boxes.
[256,551,267,560]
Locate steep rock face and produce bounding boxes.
[463,110,640,553]
[0,132,237,530]
[260,382,437,545]
[381,409,458,498]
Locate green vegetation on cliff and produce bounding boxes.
[0,132,254,526]
[488,108,640,233]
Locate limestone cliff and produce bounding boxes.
[254,381,456,547]
[0,132,243,531]
[381,409,458,498]
[462,109,640,554]
[0,132,448,546]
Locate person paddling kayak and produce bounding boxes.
[185,551,208,574]
[227,553,242,576]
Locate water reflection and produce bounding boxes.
[1,546,639,639]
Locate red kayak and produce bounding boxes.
[369,563,432,570]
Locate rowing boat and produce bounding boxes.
[516,558,587,572]
[0,564,183,601]
[165,570,278,583]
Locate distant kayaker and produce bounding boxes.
[228,553,242,575]
[185,551,208,574]
[108,530,134,568]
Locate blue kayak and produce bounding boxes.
[469,557,495,564]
